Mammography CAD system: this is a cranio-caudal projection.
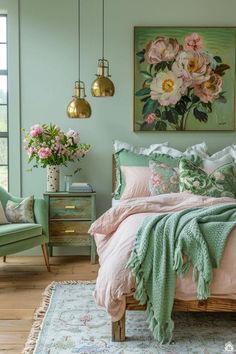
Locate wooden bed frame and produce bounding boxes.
[111,156,236,342]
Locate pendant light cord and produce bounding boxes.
[102,0,104,59]
[78,0,80,80]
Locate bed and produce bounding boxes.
[89,143,236,342]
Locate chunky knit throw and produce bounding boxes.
[127,204,236,344]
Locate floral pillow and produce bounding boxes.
[149,160,179,195]
[5,196,35,223]
[179,158,236,198]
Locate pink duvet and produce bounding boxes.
[89,192,236,321]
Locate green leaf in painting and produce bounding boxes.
[216,95,227,103]
[142,99,158,116]
[141,95,151,102]
[136,49,145,58]
[191,94,200,104]
[140,70,153,78]
[166,108,179,124]
[135,88,151,96]
[140,121,155,131]
[154,62,163,72]
[193,107,208,122]
[213,56,222,63]
[175,99,187,115]
[155,120,167,131]
[155,108,161,117]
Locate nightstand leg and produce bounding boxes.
[91,236,96,264]
[49,246,53,257]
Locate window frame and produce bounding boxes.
[0,13,9,190]
[0,1,21,196]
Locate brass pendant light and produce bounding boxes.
[91,0,115,97]
[67,0,91,118]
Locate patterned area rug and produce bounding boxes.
[23,281,236,354]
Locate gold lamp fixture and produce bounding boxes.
[67,0,91,118]
[91,0,115,97]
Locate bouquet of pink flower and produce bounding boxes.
[23,124,90,168]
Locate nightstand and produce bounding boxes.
[43,191,96,263]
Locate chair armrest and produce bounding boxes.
[33,198,49,238]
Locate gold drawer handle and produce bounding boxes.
[65,229,75,233]
[65,205,76,209]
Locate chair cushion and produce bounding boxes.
[0,223,42,246]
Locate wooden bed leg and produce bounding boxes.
[112,312,126,342]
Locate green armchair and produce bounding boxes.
[0,187,50,271]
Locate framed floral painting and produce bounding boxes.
[134,27,236,131]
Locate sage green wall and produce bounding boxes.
[16,0,236,215]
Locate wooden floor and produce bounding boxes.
[0,256,99,354]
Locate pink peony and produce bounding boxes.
[144,37,180,64]
[184,33,203,52]
[145,113,157,124]
[193,72,222,103]
[150,70,186,106]
[38,147,52,159]
[173,51,210,87]
[30,124,44,137]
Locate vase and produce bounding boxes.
[47,165,59,192]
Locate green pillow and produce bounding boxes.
[113,150,180,199]
[179,158,236,198]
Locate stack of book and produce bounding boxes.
[69,182,93,193]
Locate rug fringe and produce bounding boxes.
[22,280,95,354]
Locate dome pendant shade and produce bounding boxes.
[67,81,91,118]
[91,58,115,97]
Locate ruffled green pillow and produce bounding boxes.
[179,158,236,198]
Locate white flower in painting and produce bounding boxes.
[150,70,186,106]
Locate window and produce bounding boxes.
[0,14,8,190]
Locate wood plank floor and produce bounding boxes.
[0,256,99,353]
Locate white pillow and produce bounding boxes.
[151,142,208,158]
[209,146,235,160]
[183,142,208,158]
[202,154,233,173]
[0,201,9,225]
[113,140,169,155]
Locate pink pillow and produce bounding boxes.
[120,166,151,200]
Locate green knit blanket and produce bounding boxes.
[127,203,236,344]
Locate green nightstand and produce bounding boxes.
[44,191,96,264]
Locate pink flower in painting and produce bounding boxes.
[184,33,203,52]
[173,51,210,87]
[150,70,186,106]
[144,37,181,64]
[145,113,157,124]
[30,124,44,137]
[193,71,222,103]
[38,147,52,159]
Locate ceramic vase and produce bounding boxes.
[47,165,59,192]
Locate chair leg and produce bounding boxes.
[3,256,6,263]
[41,244,50,272]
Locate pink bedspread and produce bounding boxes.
[89,192,236,321]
